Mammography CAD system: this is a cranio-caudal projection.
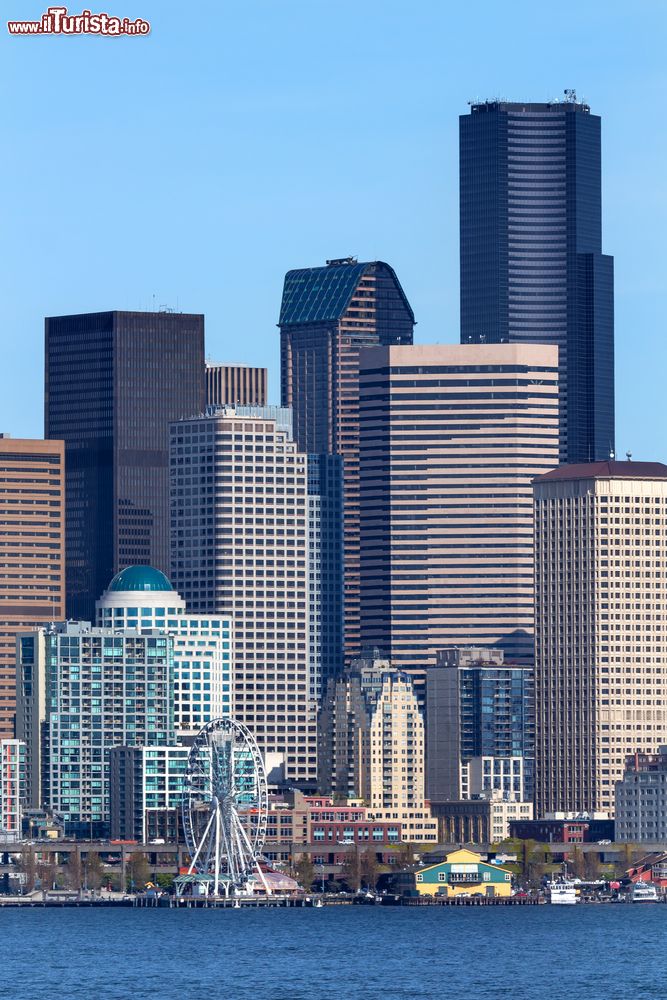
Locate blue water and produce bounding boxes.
[1,905,665,999]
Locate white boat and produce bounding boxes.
[547,877,578,905]
[630,882,659,903]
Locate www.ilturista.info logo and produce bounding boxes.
[7,6,150,34]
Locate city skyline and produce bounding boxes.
[7,10,667,980]
[2,1,666,462]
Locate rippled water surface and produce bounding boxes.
[2,904,666,999]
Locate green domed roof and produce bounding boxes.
[107,566,174,593]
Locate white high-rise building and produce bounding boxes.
[0,739,26,840]
[534,460,667,817]
[95,565,232,737]
[169,406,317,785]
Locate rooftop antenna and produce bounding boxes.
[564,88,577,103]
[626,450,632,462]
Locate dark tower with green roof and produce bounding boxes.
[279,259,415,659]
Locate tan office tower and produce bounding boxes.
[206,362,267,407]
[534,461,667,817]
[169,406,317,785]
[0,436,65,739]
[358,344,559,672]
[366,669,437,841]
[318,657,437,842]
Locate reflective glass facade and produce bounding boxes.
[460,99,614,464]
[16,622,174,839]
[280,260,415,656]
[95,580,232,735]
[109,745,189,842]
[307,454,344,699]
[425,648,534,802]
[459,667,533,761]
[45,311,205,621]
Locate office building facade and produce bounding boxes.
[169,406,317,785]
[534,461,667,817]
[460,96,614,463]
[0,435,65,739]
[615,750,667,842]
[359,343,559,671]
[318,656,437,842]
[45,310,205,621]
[0,739,27,839]
[95,565,232,736]
[307,454,344,700]
[279,258,415,655]
[109,744,189,843]
[425,646,534,802]
[16,622,174,837]
[430,795,533,844]
[318,654,392,801]
[206,362,268,408]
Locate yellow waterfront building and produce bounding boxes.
[414,848,513,898]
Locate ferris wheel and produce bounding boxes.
[182,717,269,896]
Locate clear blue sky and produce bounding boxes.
[2,0,665,458]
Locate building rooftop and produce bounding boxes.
[205,361,262,369]
[278,259,414,326]
[468,93,590,114]
[535,461,667,483]
[107,565,174,593]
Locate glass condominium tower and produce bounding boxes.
[460,94,614,464]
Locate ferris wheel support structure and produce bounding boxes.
[182,717,270,896]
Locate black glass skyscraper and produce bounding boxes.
[45,310,205,620]
[460,95,614,463]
